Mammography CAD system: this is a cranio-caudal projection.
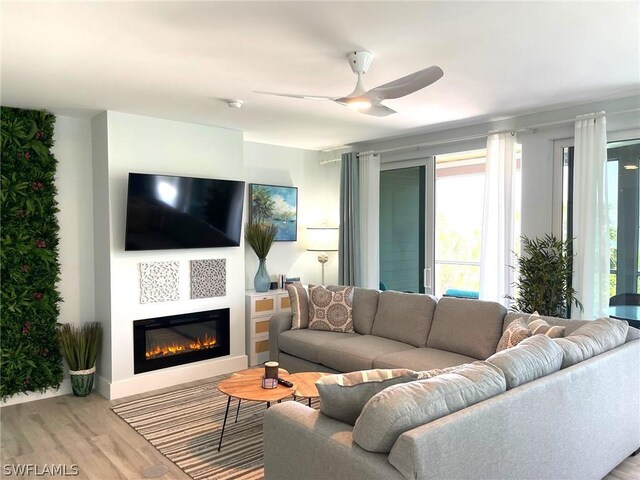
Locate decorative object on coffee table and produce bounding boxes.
[245,221,278,292]
[57,322,102,397]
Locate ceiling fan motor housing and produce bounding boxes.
[348,51,373,75]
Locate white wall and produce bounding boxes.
[94,112,249,399]
[243,142,341,287]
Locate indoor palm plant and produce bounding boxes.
[245,221,278,292]
[507,234,583,318]
[57,322,102,397]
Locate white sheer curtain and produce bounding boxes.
[571,113,609,319]
[359,153,380,289]
[480,132,519,306]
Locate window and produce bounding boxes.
[561,138,640,323]
[434,149,522,297]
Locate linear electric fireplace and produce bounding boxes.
[133,308,230,374]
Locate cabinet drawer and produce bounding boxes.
[251,296,277,317]
[278,293,291,312]
[248,335,270,366]
[254,318,270,335]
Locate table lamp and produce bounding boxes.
[307,227,339,285]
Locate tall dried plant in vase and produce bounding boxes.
[245,221,278,292]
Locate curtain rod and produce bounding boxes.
[352,108,639,157]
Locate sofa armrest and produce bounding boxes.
[263,402,403,480]
[268,312,292,362]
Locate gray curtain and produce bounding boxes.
[339,152,361,286]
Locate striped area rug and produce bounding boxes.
[111,375,316,480]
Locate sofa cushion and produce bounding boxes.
[318,335,415,372]
[496,316,531,351]
[427,297,506,359]
[286,283,309,329]
[373,347,476,371]
[352,288,380,335]
[554,317,629,368]
[278,329,357,364]
[487,335,563,389]
[352,361,506,453]
[371,291,437,347]
[316,368,419,426]
[308,285,354,333]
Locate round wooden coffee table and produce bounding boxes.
[289,371,332,406]
[217,370,294,451]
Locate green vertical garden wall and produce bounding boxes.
[1,107,63,398]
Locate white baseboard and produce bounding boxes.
[105,355,248,400]
[0,378,73,407]
[1,355,249,404]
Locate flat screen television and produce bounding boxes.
[124,173,245,251]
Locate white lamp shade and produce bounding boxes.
[307,227,339,252]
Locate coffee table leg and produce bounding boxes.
[267,401,270,408]
[308,398,311,407]
[234,399,241,423]
[218,396,232,452]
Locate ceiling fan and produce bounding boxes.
[254,51,443,117]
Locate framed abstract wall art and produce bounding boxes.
[249,183,298,241]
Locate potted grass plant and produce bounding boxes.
[507,234,583,318]
[57,322,102,397]
[245,221,278,292]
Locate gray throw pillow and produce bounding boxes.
[316,369,419,425]
[352,361,506,453]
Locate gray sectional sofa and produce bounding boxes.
[265,287,640,480]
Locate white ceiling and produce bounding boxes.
[2,1,638,150]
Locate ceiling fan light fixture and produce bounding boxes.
[345,98,372,110]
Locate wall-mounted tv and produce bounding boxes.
[124,173,245,251]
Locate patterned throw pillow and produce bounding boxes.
[496,317,531,352]
[308,285,355,333]
[526,312,566,338]
[286,283,309,329]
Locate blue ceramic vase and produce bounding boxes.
[254,258,270,292]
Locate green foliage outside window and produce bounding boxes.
[1,107,63,398]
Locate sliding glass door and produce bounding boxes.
[379,159,434,293]
[560,136,640,325]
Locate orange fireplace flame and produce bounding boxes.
[145,333,217,359]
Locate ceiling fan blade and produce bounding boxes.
[364,65,444,101]
[253,91,335,100]
[361,104,397,117]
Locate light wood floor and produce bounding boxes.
[1,380,638,480]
